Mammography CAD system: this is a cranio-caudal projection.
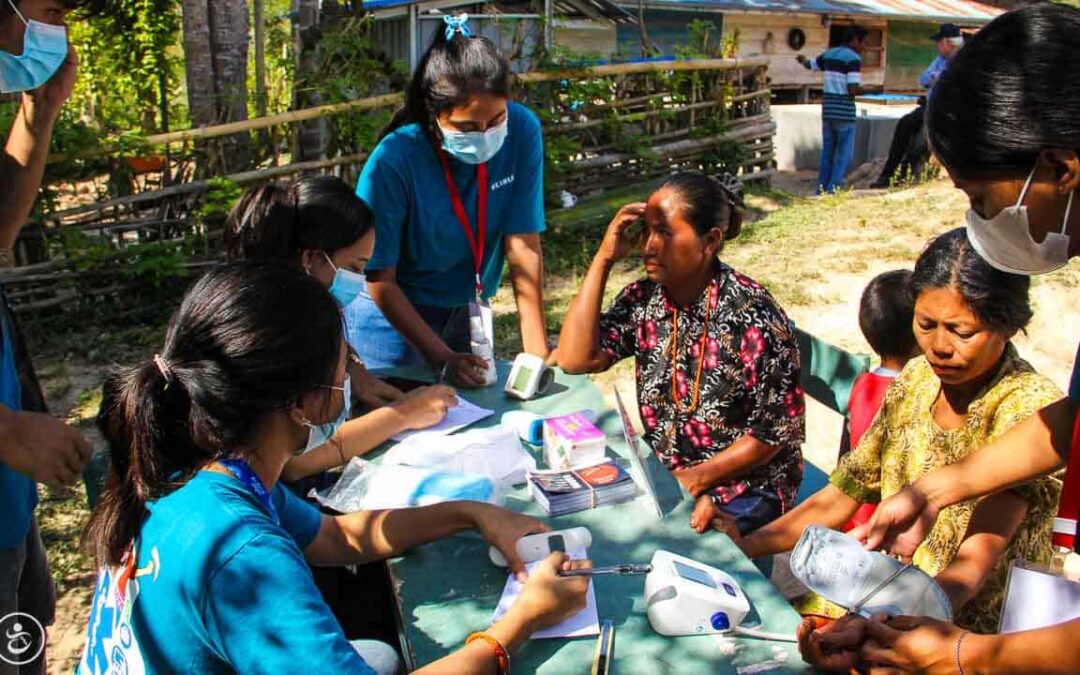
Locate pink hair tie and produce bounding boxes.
[153,354,174,388]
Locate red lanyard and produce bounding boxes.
[437,149,488,297]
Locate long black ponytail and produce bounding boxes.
[381,17,512,142]
[85,261,342,566]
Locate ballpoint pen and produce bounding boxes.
[558,564,653,577]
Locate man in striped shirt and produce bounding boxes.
[798,26,867,194]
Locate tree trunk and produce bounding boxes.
[182,0,215,127]
[293,0,327,162]
[209,0,250,170]
[181,0,251,174]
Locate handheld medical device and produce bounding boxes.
[504,352,554,400]
[644,550,796,642]
[489,527,593,567]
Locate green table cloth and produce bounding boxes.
[369,362,808,674]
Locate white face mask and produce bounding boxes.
[438,118,508,165]
[965,164,1074,276]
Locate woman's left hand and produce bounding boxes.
[471,504,551,580]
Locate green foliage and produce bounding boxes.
[199,177,243,229]
[296,14,407,156]
[68,0,182,135]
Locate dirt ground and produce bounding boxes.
[31,171,1080,671]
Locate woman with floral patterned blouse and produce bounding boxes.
[558,172,805,536]
[729,228,1061,633]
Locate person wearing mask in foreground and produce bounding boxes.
[2,1,95,669]
[226,176,456,481]
[78,262,590,674]
[802,5,1080,673]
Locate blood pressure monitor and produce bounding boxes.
[645,550,751,636]
[504,353,554,400]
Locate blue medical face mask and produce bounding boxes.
[300,374,351,454]
[438,118,509,165]
[321,251,366,308]
[0,0,68,94]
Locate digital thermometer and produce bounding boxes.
[504,353,554,400]
[644,550,796,642]
[489,527,593,567]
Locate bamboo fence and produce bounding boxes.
[5,57,774,321]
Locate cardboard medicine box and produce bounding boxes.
[543,413,606,469]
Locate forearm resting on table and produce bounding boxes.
[415,605,537,675]
[505,233,548,357]
[675,434,780,498]
[556,255,614,373]
[917,397,1075,512]
[306,501,479,566]
[366,271,452,365]
[962,618,1080,675]
[281,407,409,481]
[934,490,1027,611]
[742,485,859,558]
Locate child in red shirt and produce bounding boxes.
[843,270,918,530]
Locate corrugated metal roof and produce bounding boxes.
[631,0,1002,22]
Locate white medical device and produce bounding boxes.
[504,353,554,400]
[489,527,592,567]
[644,550,796,642]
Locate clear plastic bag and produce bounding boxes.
[311,457,503,513]
[382,424,537,486]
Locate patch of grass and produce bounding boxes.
[71,386,103,425]
[36,483,93,592]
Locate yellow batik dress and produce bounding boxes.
[793,345,1062,633]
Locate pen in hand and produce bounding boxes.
[558,564,653,577]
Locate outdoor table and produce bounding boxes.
[369,362,808,674]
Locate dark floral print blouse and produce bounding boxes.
[598,262,805,510]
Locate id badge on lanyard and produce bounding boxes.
[440,150,497,385]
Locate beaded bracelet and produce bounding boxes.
[466,631,510,674]
[956,629,971,675]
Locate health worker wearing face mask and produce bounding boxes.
[225,175,457,484]
[1,1,94,669]
[796,6,1080,674]
[345,15,548,388]
[79,263,591,675]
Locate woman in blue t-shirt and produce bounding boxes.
[79,262,589,674]
[225,175,457,483]
[347,15,548,387]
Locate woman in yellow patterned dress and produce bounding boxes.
[727,228,1062,633]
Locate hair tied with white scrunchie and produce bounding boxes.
[153,354,174,388]
[443,14,471,40]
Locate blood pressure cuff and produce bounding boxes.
[789,525,952,621]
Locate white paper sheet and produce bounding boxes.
[390,396,494,442]
[490,548,600,639]
[1000,562,1080,633]
[383,425,536,485]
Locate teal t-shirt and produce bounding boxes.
[0,298,36,549]
[357,101,546,307]
[79,471,374,674]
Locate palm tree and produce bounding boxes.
[181,0,250,174]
